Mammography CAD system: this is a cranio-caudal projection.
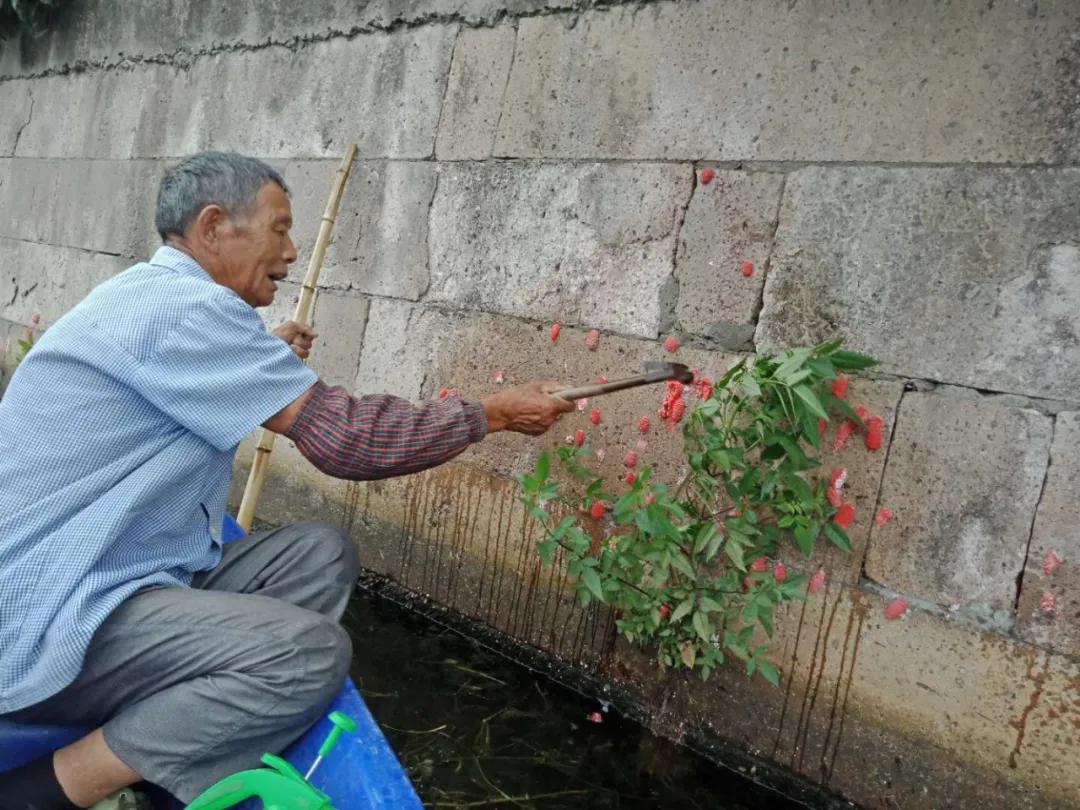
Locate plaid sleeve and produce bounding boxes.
[285,381,488,481]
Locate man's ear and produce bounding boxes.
[191,204,229,254]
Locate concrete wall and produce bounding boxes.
[2,2,1078,807]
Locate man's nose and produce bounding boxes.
[284,234,298,263]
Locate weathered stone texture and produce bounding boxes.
[758,168,1080,402]
[0,159,159,257]
[427,161,692,337]
[0,81,32,155]
[354,297,456,400]
[435,26,517,160]
[279,160,436,300]
[1016,412,1080,656]
[0,0,550,77]
[0,238,128,328]
[494,2,1080,163]
[13,26,456,159]
[309,291,369,387]
[865,391,1053,613]
[674,170,783,347]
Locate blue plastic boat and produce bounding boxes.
[0,515,422,809]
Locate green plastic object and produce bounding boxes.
[185,712,357,810]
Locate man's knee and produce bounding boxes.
[291,521,357,581]
[290,615,352,713]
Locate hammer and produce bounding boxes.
[555,361,694,401]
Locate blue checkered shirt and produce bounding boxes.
[0,246,317,713]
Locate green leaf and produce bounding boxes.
[535,452,550,483]
[698,596,724,613]
[692,611,713,643]
[757,659,780,686]
[823,521,852,551]
[671,597,695,622]
[580,568,604,602]
[831,350,879,370]
[792,385,828,419]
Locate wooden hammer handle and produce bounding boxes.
[555,376,652,401]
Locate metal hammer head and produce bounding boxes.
[643,361,693,384]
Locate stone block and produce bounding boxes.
[427,161,692,337]
[14,26,456,159]
[309,291,369,388]
[256,281,304,337]
[435,25,518,160]
[0,238,129,328]
[864,390,1053,613]
[674,170,784,347]
[278,160,437,301]
[354,297,458,400]
[0,159,160,257]
[1016,412,1080,656]
[757,167,1080,402]
[494,3,1080,163]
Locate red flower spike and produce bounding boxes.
[596,375,609,384]
[884,598,909,620]
[833,503,855,528]
[623,451,638,468]
[817,418,827,440]
[864,416,884,451]
[589,500,605,520]
[625,471,636,485]
[438,387,457,398]
[589,408,601,425]
[666,381,684,397]
[875,507,893,528]
[586,711,603,724]
[585,329,600,350]
[694,378,713,400]
[853,405,869,425]
[750,556,768,573]
[663,335,680,353]
[576,398,588,412]
[31,313,40,326]
[826,488,844,508]
[773,562,788,583]
[833,420,855,452]
[549,323,561,342]
[741,260,754,278]
[699,167,716,185]
[1040,592,1056,614]
[831,375,849,400]
[638,416,651,434]
[1043,549,1063,577]
[659,603,671,620]
[635,438,648,451]
[667,399,686,426]
[808,568,826,595]
[493,370,505,384]
[644,493,656,506]
[574,429,585,447]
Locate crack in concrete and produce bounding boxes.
[656,163,695,337]
[1012,413,1056,613]
[860,383,908,583]
[419,166,442,301]
[431,24,463,161]
[11,87,32,156]
[749,172,788,341]
[0,1,660,84]
[489,21,520,159]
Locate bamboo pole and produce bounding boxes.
[235,144,358,532]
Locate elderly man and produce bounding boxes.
[0,151,573,809]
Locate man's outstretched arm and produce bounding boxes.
[263,380,573,481]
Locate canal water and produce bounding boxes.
[343,587,812,809]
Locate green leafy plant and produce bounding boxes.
[518,340,878,684]
[1,0,66,41]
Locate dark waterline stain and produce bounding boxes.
[342,590,809,809]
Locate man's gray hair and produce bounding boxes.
[154,151,289,241]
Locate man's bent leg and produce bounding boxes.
[4,586,351,803]
[194,521,358,620]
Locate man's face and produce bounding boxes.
[217,182,297,307]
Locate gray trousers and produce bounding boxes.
[2,522,357,802]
